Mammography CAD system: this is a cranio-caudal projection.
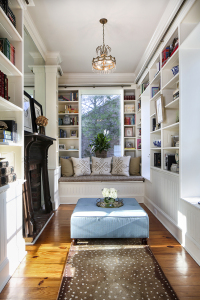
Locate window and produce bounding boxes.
[81,94,121,158]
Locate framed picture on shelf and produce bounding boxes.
[155,95,164,124]
[125,141,133,148]
[124,127,133,137]
[24,91,34,133]
[70,130,78,137]
[59,144,66,150]
[151,87,159,98]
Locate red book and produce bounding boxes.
[1,71,4,98]
[0,70,2,98]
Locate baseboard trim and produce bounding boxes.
[0,258,10,293]
[144,196,200,266]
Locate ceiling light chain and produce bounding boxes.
[92,18,116,74]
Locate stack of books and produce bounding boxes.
[0,120,17,143]
[162,38,179,67]
[0,70,8,100]
[0,160,16,187]
[0,38,15,65]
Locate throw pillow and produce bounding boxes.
[91,157,112,175]
[130,156,141,176]
[71,157,91,177]
[111,156,131,176]
[61,158,74,177]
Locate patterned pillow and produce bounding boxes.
[91,157,112,175]
[71,157,91,177]
[111,156,131,176]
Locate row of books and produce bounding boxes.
[162,38,179,67]
[124,116,135,125]
[0,160,16,187]
[141,82,149,94]
[58,92,78,102]
[0,69,8,100]
[0,38,15,65]
[0,120,17,143]
[124,95,135,100]
[0,0,16,28]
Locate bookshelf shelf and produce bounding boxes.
[0,7,22,42]
[165,98,179,109]
[124,125,136,127]
[162,48,179,71]
[163,122,179,130]
[150,90,161,101]
[59,149,79,152]
[162,73,179,90]
[58,101,79,104]
[0,51,22,76]
[58,125,79,128]
[58,113,79,115]
[59,138,79,140]
[0,97,23,111]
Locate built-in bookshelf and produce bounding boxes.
[138,27,180,179]
[58,89,80,161]
[0,1,25,293]
[123,88,138,157]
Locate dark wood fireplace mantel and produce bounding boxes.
[23,133,56,243]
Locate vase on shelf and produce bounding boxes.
[39,126,45,135]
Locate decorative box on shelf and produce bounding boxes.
[124,104,135,113]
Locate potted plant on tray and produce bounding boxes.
[90,132,111,158]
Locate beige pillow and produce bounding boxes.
[130,156,141,176]
[111,156,131,176]
[91,157,112,175]
[71,157,91,177]
[61,158,74,177]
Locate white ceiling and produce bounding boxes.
[27,0,175,73]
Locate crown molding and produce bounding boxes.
[45,52,62,65]
[59,73,135,85]
[24,8,48,61]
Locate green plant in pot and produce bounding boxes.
[90,132,111,158]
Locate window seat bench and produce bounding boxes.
[58,175,145,204]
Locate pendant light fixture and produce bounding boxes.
[92,18,116,73]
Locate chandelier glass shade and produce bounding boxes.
[92,18,116,73]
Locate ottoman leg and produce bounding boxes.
[72,239,77,246]
[142,238,147,245]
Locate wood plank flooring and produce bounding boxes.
[0,204,200,300]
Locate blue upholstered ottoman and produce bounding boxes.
[71,198,149,239]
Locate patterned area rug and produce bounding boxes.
[57,239,179,300]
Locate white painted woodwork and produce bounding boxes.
[0,2,26,291]
[32,66,46,115]
[59,181,145,204]
[141,93,150,180]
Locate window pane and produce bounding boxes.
[81,94,121,158]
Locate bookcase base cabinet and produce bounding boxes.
[0,182,26,292]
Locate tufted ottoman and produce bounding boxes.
[71,198,149,243]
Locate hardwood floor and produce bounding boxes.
[0,204,200,299]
